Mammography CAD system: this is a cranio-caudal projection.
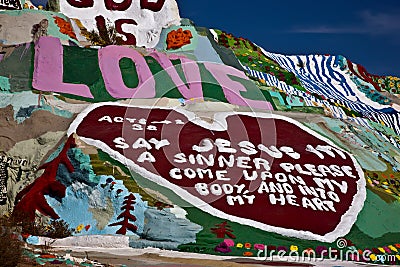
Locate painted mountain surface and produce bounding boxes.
[1,0,400,264]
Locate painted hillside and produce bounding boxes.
[1,0,400,265]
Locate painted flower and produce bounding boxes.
[290,245,298,252]
[224,239,235,247]
[236,243,243,248]
[370,254,377,261]
[243,251,253,256]
[383,246,392,253]
[277,246,288,252]
[315,246,328,255]
[254,244,265,250]
[303,248,314,255]
[214,242,231,254]
[244,242,252,249]
[377,247,385,253]
[371,248,380,254]
[75,224,84,233]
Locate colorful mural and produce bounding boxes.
[1,0,400,265]
[59,0,180,46]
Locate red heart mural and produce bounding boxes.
[140,0,165,12]
[68,103,366,242]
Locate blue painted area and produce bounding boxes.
[45,142,65,163]
[285,95,304,107]
[70,148,98,184]
[193,36,223,64]
[0,91,38,118]
[350,74,390,106]
[47,146,147,236]
[46,175,147,236]
[334,55,347,71]
[26,235,40,245]
[305,120,388,172]
[322,117,343,134]
[16,99,73,123]
[56,148,99,187]
[269,91,290,109]
[0,76,11,92]
[30,0,48,7]
[0,91,72,122]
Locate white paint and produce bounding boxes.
[59,0,181,47]
[38,235,130,248]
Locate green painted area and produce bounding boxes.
[62,45,114,102]
[180,206,329,256]
[356,189,400,238]
[346,224,400,250]
[353,125,400,170]
[213,29,303,89]
[269,90,290,109]
[228,74,272,103]
[197,63,229,103]
[305,119,388,172]
[71,148,98,184]
[286,95,304,107]
[96,150,176,209]
[369,120,400,141]
[0,76,10,92]
[261,86,322,113]
[152,58,185,99]
[0,44,34,92]
[181,193,400,255]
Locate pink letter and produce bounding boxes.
[98,46,155,99]
[33,37,93,98]
[204,62,273,110]
[150,52,203,100]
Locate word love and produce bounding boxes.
[33,37,272,111]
